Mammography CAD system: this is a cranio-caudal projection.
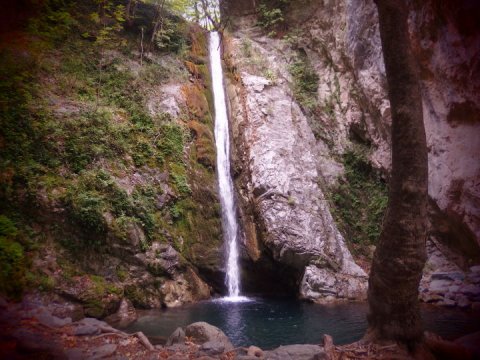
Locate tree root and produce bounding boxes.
[324,332,475,360]
[93,327,154,351]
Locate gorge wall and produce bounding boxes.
[221,0,480,306]
[1,0,479,314]
[0,1,227,316]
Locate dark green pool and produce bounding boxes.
[122,298,480,349]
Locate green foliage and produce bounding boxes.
[81,274,122,317]
[27,0,78,44]
[132,141,155,167]
[0,0,221,287]
[139,63,169,85]
[170,163,191,196]
[101,67,153,127]
[83,0,126,47]
[263,69,277,82]
[258,0,289,36]
[69,171,164,244]
[0,216,26,299]
[25,271,56,292]
[64,170,131,244]
[66,191,107,236]
[0,215,18,238]
[321,74,343,120]
[154,17,187,53]
[156,123,185,159]
[241,39,253,58]
[63,110,128,173]
[283,29,303,47]
[289,53,319,111]
[328,148,388,253]
[0,51,56,201]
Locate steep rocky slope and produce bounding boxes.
[223,24,368,301]
[0,0,224,315]
[221,0,480,306]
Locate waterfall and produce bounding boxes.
[209,31,246,301]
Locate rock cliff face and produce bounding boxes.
[221,0,480,305]
[0,2,222,314]
[224,20,367,302]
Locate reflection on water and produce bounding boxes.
[122,298,480,350]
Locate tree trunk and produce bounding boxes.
[125,0,137,28]
[366,0,428,349]
[150,0,166,47]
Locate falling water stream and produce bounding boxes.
[209,31,248,302]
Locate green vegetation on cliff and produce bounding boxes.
[0,0,220,305]
[257,0,289,37]
[328,147,388,258]
[0,216,26,299]
[289,51,319,112]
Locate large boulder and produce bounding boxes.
[166,327,185,346]
[185,322,234,352]
[264,344,327,360]
[104,298,137,327]
[225,33,368,302]
[455,331,480,359]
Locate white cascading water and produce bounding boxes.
[209,31,246,301]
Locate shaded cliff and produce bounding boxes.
[223,20,368,302]
[221,0,480,306]
[0,0,224,314]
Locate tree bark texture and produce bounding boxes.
[367,0,428,347]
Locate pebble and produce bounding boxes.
[429,279,451,294]
[439,299,456,307]
[422,293,443,303]
[166,327,185,346]
[448,284,460,293]
[457,296,471,309]
[65,348,85,360]
[470,265,480,273]
[200,340,225,355]
[74,325,101,336]
[247,345,264,357]
[37,313,72,328]
[90,344,117,359]
[431,272,465,281]
[460,284,480,297]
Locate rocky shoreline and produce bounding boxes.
[2,294,480,360]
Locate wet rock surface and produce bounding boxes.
[420,240,480,309]
[223,0,480,306]
[185,322,234,352]
[226,16,368,302]
[263,344,327,360]
[0,296,230,359]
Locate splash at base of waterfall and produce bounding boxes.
[216,296,252,303]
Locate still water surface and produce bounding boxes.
[122,298,480,349]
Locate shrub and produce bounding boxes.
[154,17,187,53]
[328,148,388,252]
[156,123,185,159]
[257,0,289,36]
[0,216,26,299]
[170,163,191,196]
[289,53,319,111]
[67,191,107,234]
[63,110,128,172]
